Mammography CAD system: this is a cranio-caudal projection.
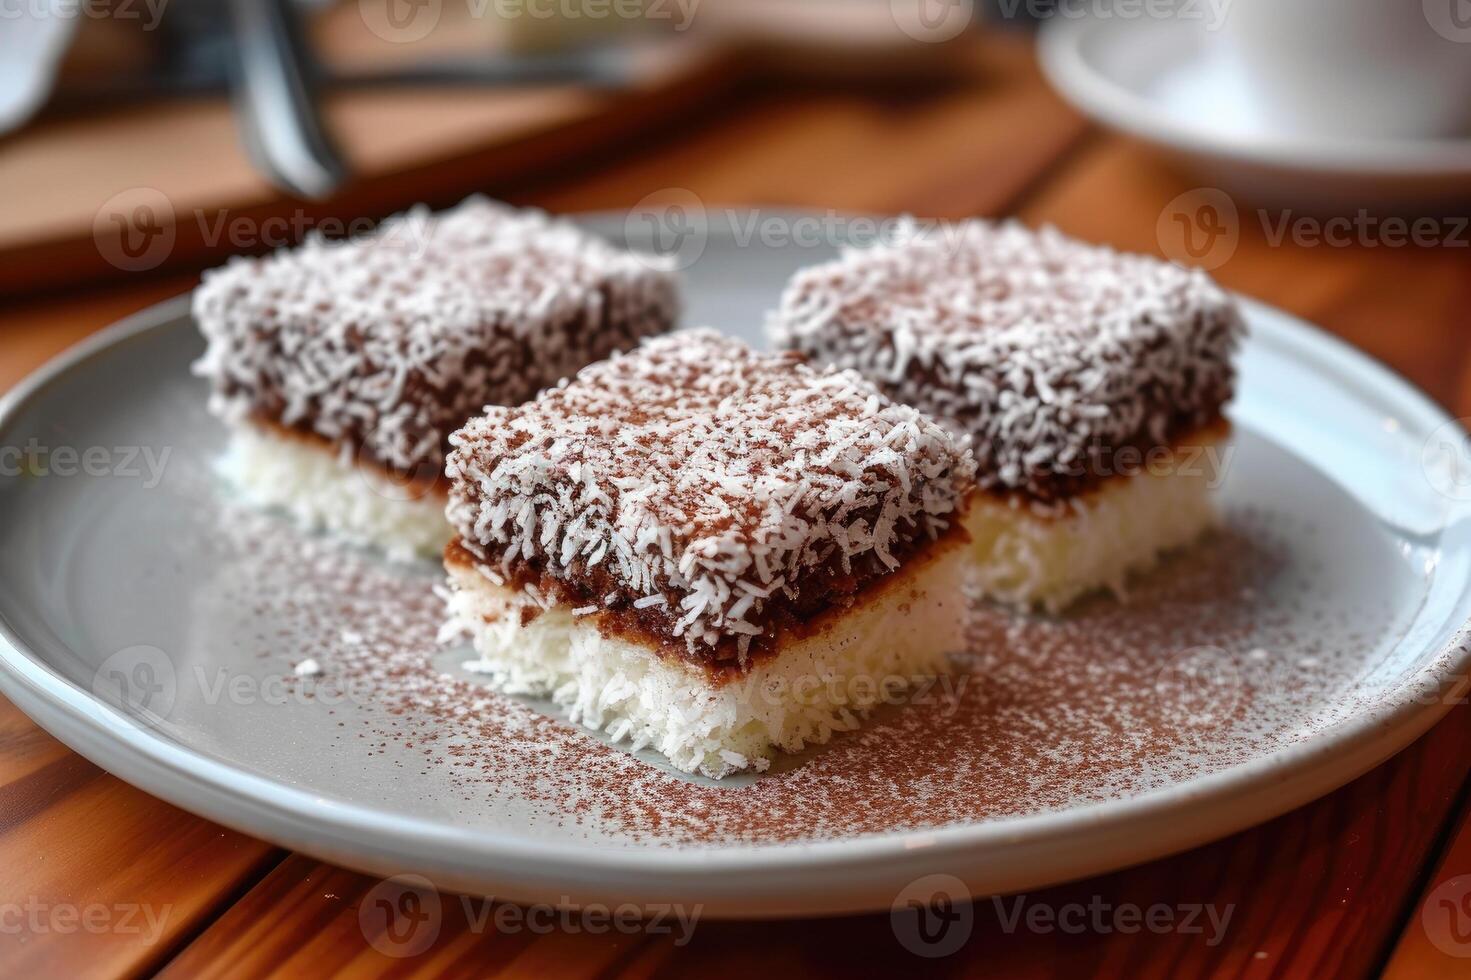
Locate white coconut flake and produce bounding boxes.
[193,196,680,474]
[446,330,975,650]
[767,220,1243,503]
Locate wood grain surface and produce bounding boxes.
[2,29,1470,979]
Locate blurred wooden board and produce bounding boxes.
[0,36,740,296]
[1383,778,1471,978]
[0,0,985,298]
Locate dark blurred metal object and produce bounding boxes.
[142,0,345,198]
[226,0,347,200]
[58,2,638,198]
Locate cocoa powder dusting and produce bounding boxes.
[208,490,1415,846]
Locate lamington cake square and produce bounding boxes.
[193,197,679,558]
[442,330,976,778]
[770,221,1243,611]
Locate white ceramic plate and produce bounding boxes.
[2,213,1470,917]
[1037,14,1471,211]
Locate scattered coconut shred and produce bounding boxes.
[768,220,1244,505]
[201,475,1422,845]
[191,196,680,475]
[444,329,975,660]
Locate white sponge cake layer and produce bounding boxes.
[965,430,1228,612]
[221,422,451,561]
[445,536,970,778]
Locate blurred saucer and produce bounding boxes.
[0,9,74,136]
[1037,14,1471,212]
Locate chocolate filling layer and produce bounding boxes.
[447,517,969,677]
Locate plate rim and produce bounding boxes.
[2,272,1470,915]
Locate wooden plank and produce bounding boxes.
[1,39,739,298]
[1382,774,1471,978]
[0,273,272,975]
[129,704,1471,979]
[533,36,1088,218]
[0,699,283,978]
[155,855,648,980]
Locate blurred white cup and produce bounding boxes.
[1227,0,1471,140]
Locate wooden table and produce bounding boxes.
[4,31,1471,979]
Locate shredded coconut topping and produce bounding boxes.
[445,330,976,651]
[192,197,679,473]
[768,221,1243,502]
